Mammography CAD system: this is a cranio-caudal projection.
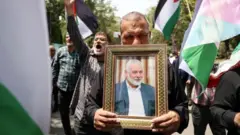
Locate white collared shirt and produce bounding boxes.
[126,81,145,116]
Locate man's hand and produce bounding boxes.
[94,108,119,131]
[64,0,75,16]
[151,111,181,135]
[234,113,240,127]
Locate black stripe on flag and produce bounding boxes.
[76,0,98,35]
[153,0,167,28]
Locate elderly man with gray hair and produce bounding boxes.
[115,59,155,116]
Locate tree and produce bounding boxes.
[171,0,196,48]
[83,0,120,46]
[218,35,240,59]
[46,0,65,44]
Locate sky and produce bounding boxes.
[111,0,159,17]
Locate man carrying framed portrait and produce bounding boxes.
[64,0,188,134]
[83,10,189,135]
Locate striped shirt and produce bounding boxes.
[52,46,80,92]
[191,80,216,106]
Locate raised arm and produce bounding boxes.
[65,0,89,59]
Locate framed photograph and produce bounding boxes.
[103,44,168,130]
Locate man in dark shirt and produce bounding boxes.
[64,0,188,134]
[64,1,109,135]
[211,67,240,135]
[84,11,189,135]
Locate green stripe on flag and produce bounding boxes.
[162,6,180,40]
[0,83,43,135]
[75,16,79,25]
[232,42,240,55]
[182,43,217,88]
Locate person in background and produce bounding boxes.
[49,45,56,60]
[169,51,178,64]
[172,50,193,106]
[186,75,194,106]
[191,67,226,135]
[52,33,81,135]
[84,11,189,135]
[211,67,240,135]
[65,1,109,134]
[172,52,189,94]
[49,45,58,113]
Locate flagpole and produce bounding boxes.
[184,0,192,20]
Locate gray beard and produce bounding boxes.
[93,48,104,56]
[93,51,103,56]
[127,76,142,86]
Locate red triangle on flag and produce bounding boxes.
[174,0,179,2]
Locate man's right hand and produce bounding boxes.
[234,113,240,127]
[64,0,75,16]
[94,108,119,131]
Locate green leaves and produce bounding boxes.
[46,0,119,45]
[46,0,65,44]
[84,0,119,46]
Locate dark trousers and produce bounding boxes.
[186,82,194,104]
[74,117,92,135]
[59,89,74,135]
[51,86,58,112]
[192,103,226,135]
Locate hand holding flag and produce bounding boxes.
[65,0,98,39]
[64,0,75,15]
[64,0,75,7]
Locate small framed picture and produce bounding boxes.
[103,44,168,130]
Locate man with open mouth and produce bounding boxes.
[66,3,109,134]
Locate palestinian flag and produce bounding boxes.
[154,0,181,40]
[179,0,240,89]
[0,0,51,135]
[208,42,240,88]
[73,0,98,39]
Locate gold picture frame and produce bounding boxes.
[103,44,168,130]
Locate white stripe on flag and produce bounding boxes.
[179,60,194,76]
[77,16,93,39]
[154,0,180,32]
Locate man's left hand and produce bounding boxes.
[151,111,180,135]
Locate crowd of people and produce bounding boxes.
[49,0,240,135]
